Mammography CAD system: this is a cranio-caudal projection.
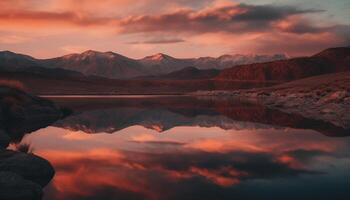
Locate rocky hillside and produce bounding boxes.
[216,47,350,81]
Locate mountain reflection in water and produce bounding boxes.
[22,96,350,200]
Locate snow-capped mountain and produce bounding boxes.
[194,54,288,70]
[139,53,194,74]
[218,54,287,68]
[41,50,148,79]
[140,53,287,72]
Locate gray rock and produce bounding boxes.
[0,171,42,200]
[320,90,348,104]
[0,87,64,140]
[344,97,350,105]
[0,130,10,149]
[0,150,55,187]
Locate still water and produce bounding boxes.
[20,96,350,200]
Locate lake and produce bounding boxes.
[16,96,350,200]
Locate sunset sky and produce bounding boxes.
[0,0,349,58]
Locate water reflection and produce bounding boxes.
[52,96,349,136]
[22,96,350,200]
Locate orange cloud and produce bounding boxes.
[186,139,265,153]
[0,10,116,28]
[117,4,323,34]
[0,0,348,58]
[189,167,244,186]
[0,34,32,44]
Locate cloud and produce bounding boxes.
[274,16,333,34]
[0,10,115,27]
[40,146,321,200]
[0,0,348,57]
[118,4,323,34]
[232,4,323,21]
[129,140,186,145]
[0,34,32,44]
[61,45,91,54]
[127,38,185,44]
[250,31,347,56]
[334,25,350,44]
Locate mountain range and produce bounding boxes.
[0,50,287,79]
[0,47,349,95]
[217,47,350,81]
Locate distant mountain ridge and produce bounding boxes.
[0,50,287,79]
[0,51,85,78]
[0,51,38,69]
[1,47,349,96]
[216,47,350,81]
[3,47,348,82]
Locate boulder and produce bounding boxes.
[344,97,350,105]
[320,90,348,104]
[0,130,10,149]
[0,86,63,141]
[0,171,42,200]
[0,150,55,187]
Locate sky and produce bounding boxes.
[0,0,349,59]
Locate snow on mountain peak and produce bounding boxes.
[144,53,173,61]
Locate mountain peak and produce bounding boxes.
[0,51,17,58]
[0,50,15,54]
[0,50,35,60]
[0,50,28,57]
[144,53,173,61]
[77,50,129,60]
[81,50,102,56]
[313,46,350,58]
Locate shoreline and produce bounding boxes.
[192,72,350,130]
[39,94,189,98]
[192,90,350,130]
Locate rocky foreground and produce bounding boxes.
[194,72,350,130]
[0,86,64,200]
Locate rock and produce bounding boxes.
[257,91,270,97]
[320,90,348,104]
[247,93,259,98]
[286,93,299,98]
[0,87,60,199]
[0,150,55,187]
[0,171,42,200]
[0,130,10,149]
[344,97,350,105]
[321,108,335,114]
[0,86,63,140]
[283,101,301,108]
[321,103,343,114]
